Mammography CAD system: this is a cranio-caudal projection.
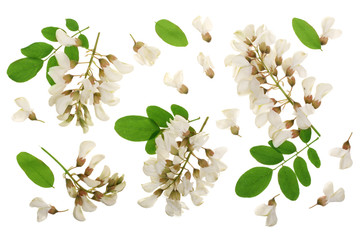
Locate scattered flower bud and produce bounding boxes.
[197,52,215,79]
[310,182,345,208]
[12,97,43,123]
[255,194,279,227]
[330,133,353,169]
[192,16,213,42]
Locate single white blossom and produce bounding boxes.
[282,51,307,78]
[192,16,213,42]
[12,97,38,122]
[29,197,52,222]
[56,29,80,46]
[216,108,240,135]
[310,182,345,208]
[163,70,188,94]
[255,203,277,227]
[321,17,342,42]
[197,52,215,78]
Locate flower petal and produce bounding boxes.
[323,181,334,198]
[12,109,29,122]
[73,205,86,221]
[329,188,345,202]
[37,207,49,222]
[266,208,277,227]
[254,204,273,216]
[15,97,31,111]
[138,194,158,208]
[100,194,117,206]
[339,151,352,169]
[56,29,77,46]
[30,197,49,208]
[94,103,110,121]
[78,141,96,158]
[81,196,97,212]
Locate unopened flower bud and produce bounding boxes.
[272,107,281,114]
[257,63,265,71]
[230,125,240,135]
[304,95,313,104]
[259,42,267,53]
[265,46,271,54]
[205,148,214,158]
[251,66,258,75]
[169,190,181,201]
[99,58,110,69]
[275,56,283,66]
[154,189,163,197]
[291,129,300,138]
[342,140,351,150]
[206,68,215,79]
[272,68,278,77]
[198,159,209,168]
[172,164,181,172]
[247,50,256,58]
[284,119,294,129]
[312,100,321,109]
[256,76,267,84]
[193,169,200,178]
[288,76,296,87]
[202,32,212,42]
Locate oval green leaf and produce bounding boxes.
[145,137,157,155]
[293,157,311,187]
[171,104,189,120]
[292,18,321,50]
[7,58,44,83]
[64,46,79,61]
[235,167,273,198]
[146,106,174,128]
[155,19,188,47]
[250,146,284,165]
[17,152,54,188]
[41,27,60,42]
[307,147,321,168]
[66,18,79,31]
[78,34,89,49]
[46,55,58,85]
[268,140,297,155]
[114,116,160,142]
[299,128,312,143]
[278,166,299,201]
[21,42,54,59]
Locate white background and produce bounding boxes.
[1,0,359,239]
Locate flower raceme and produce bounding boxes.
[137,115,227,216]
[47,48,133,133]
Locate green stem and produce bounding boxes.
[188,117,201,123]
[44,26,90,61]
[199,116,209,133]
[272,137,319,171]
[84,32,100,78]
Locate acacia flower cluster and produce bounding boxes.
[39,141,126,221]
[138,115,227,216]
[48,31,133,133]
[225,22,335,147]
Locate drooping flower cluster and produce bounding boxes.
[48,30,133,133]
[225,22,335,147]
[32,141,126,222]
[138,115,226,216]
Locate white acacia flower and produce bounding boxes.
[302,77,316,102]
[313,83,332,109]
[189,132,209,151]
[80,78,99,105]
[48,52,72,95]
[138,194,160,208]
[224,54,253,95]
[167,115,190,137]
[56,29,81,46]
[55,94,73,115]
[197,52,215,78]
[282,51,307,78]
[12,97,36,122]
[29,197,52,222]
[294,104,315,129]
[73,205,85,221]
[165,198,188,217]
[267,110,292,147]
[192,16,213,42]
[97,81,120,106]
[106,54,134,74]
[100,194,118,206]
[164,70,188,94]
[330,148,352,169]
[311,182,345,208]
[94,103,109,121]
[274,39,290,57]
[321,17,342,44]
[216,109,240,135]
[99,59,123,82]
[132,39,160,66]
[255,203,277,227]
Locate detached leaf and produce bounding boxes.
[65,18,79,31]
[146,106,174,128]
[64,46,79,61]
[278,166,300,201]
[41,27,60,42]
[46,56,58,85]
[250,146,284,165]
[171,104,189,120]
[299,128,312,143]
[292,18,321,50]
[17,152,54,188]
[268,140,297,155]
[155,19,188,47]
[293,157,311,187]
[78,34,89,49]
[145,137,157,155]
[307,147,321,168]
[7,58,43,83]
[21,42,54,59]
[235,167,273,198]
[114,116,160,141]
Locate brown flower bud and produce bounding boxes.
[288,76,296,87]
[63,74,73,84]
[286,67,295,77]
[312,100,321,109]
[265,46,271,54]
[154,189,164,197]
[76,157,86,167]
[184,171,191,180]
[70,60,78,69]
[304,95,313,104]
[202,32,212,42]
[320,36,328,46]
[106,54,117,63]
[293,102,302,110]
[247,50,256,58]
[251,66,258,75]
[259,42,267,53]
[62,90,73,96]
[193,169,200,179]
[272,68,278,77]
[48,206,58,215]
[205,148,214,158]
[291,129,300,138]
[178,84,189,94]
[275,56,283,66]
[268,198,276,206]
[93,92,101,104]
[256,76,267,84]
[84,166,93,176]
[284,119,294,129]
[99,58,110,69]
[257,62,265,71]
[172,164,181,172]
[244,38,252,46]
[198,159,209,168]
[206,68,215,79]
[169,190,181,201]
[272,107,281,114]
[28,112,38,121]
[342,140,351,150]
[230,125,240,136]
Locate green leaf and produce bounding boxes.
[66,18,79,31]
[146,106,174,128]
[155,19,188,47]
[293,157,311,187]
[114,116,160,142]
[170,104,189,120]
[17,152,54,188]
[145,137,157,155]
[78,34,89,49]
[235,167,273,198]
[299,128,312,143]
[46,56,58,85]
[307,147,321,168]
[7,58,43,83]
[278,166,300,201]
[268,140,297,155]
[41,27,60,42]
[250,146,284,165]
[64,46,79,61]
[21,42,54,59]
[292,18,321,50]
